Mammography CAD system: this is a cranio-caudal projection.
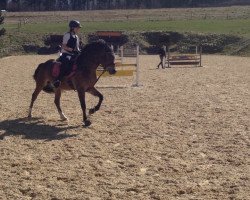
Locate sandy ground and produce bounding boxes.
[0,54,249,200]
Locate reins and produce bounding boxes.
[94,68,107,86]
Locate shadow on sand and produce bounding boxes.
[0,117,80,141]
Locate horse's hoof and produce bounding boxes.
[60,113,68,121]
[84,120,91,127]
[61,117,68,121]
[89,108,95,115]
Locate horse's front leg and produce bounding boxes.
[77,89,91,127]
[54,89,68,121]
[87,87,103,115]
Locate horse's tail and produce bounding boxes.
[33,63,44,81]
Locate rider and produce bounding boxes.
[157,47,166,69]
[53,20,82,88]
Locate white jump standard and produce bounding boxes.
[97,45,142,87]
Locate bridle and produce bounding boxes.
[94,50,115,86]
[94,68,107,86]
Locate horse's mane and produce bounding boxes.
[76,39,111,70]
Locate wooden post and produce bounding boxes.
[196,46,198,67]
[134,45,140,87]
[120,46,124,64]
[199,46,202,67]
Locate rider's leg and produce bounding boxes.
[54,55,71,88]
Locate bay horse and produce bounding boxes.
[28,40,116,126]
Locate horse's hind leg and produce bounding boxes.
[87,87,103,115]
[54,89,68,121]
[28,84,43,118]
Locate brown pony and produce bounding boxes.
[28,40,116,126]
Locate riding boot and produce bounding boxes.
[53,79,61,88]
[53,65,66,88]
[53,54,72,88]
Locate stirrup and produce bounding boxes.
[53,80,61,88]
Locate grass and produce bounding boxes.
[4,6,250,37]
[5,6,250,23]
[5,19,250,37]
[1,7,250,57]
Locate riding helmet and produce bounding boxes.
[69,20,82,28]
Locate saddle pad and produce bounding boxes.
[52,62,61,78]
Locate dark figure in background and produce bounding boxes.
[157,47,166,69]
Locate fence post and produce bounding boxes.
[163,45,167,68]
[168,47,170,68]
[199,46,202,67]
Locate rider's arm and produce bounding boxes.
[62,44,73,52]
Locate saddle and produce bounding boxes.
[52,62,78,90]
[51,62,77,79]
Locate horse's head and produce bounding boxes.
[77,40,116,75]
[98,40,116,75]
